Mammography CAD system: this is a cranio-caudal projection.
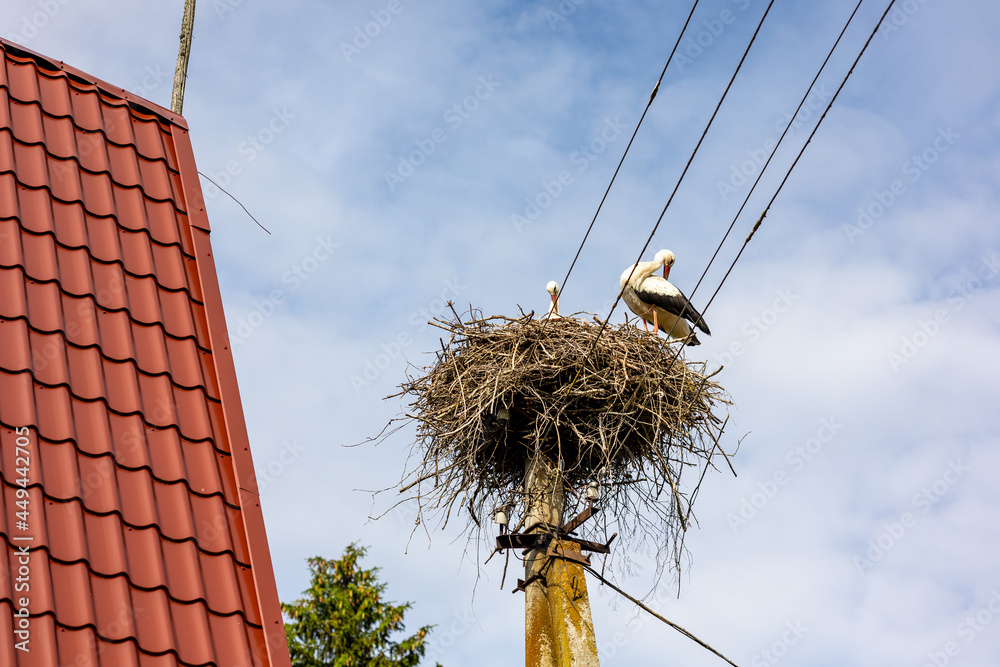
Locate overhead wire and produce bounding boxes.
[626,3,901,533]
[530,1,900,652]
[683,0,868,309]
[574,0,778,367]
[555,0,703,302]
[650,0,872,392]
[583,563,739,667]
[698,0,899,321]
[645,0,898,424]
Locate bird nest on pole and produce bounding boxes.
[383,308,732,580]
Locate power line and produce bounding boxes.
[578,0,778,361]
[650,0,898,410]
[684,0,867,309]
[699,0,899,321]
[651,0,868,382]
[583,563,740,667]
[556,0,702,302]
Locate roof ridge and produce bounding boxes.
[0,40,184,129]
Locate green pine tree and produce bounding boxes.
[282,544,441,667]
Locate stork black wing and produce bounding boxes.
[634,285,711,334]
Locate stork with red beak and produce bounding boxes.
[619,249,710,345]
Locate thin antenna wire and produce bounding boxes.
[198,171,273,235]
[556,0,702,301]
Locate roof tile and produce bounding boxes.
[162,598,213,664]
[113,185,149,232]
[12,139,49,188]
[152,244,194,294]
[4,58,42,104]
[56,245,96,294]
[35,385,76,441]
[8,97,44,144]
[143,198,187,251]
[68,88,104,134]
[118,229,155,277]
[129,119,171,168]
[136,158,173,203]
[106,142,142,188]
[122,274,161,322]
[80,170,116,217]
[21,227,59,280]
[0,39,289,667]
[99,101,135,148]
[50,201,89,246]
[41,113,77,158]
[0,318,31,372]
[0,372,33,425]
[0,172,18,219]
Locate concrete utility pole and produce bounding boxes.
[523,458,600,667]
[171,0,197,115]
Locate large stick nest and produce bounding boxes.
[386,309,732,579]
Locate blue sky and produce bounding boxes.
[5,0,1000,664]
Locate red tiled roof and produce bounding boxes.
[0,39,291,667]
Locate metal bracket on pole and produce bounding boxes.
[513,572,546,594]
[561,505,599,535]
[497,506,616,558]
[547,543,592,566]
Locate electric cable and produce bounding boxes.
[583,563,740,667]
[554,0,702,302]
[576,0,778,365]
[684,0,867,308]
[699,0,899,321]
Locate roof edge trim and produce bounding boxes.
[0,38,188,130]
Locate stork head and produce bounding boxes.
[545,280,560,318]
[655,249,676,280]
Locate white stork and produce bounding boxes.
[544,280,562,319]
[619,249,710,345]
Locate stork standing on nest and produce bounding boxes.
[619,249,711,345]
[544,280,562,319]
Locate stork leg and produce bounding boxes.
[652,310,659,337]
[641,318,649,332]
